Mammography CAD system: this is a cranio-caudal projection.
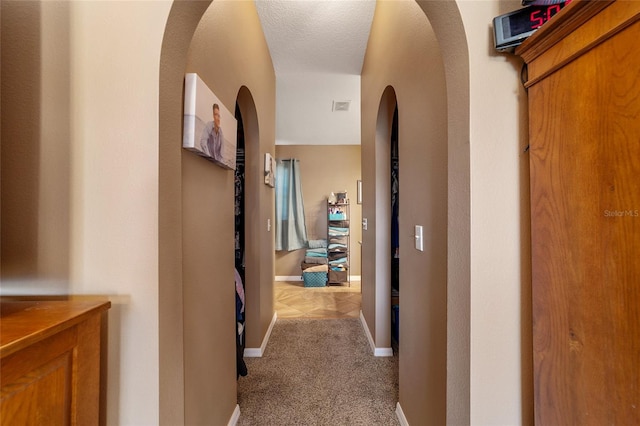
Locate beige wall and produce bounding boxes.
[459,0,533,423]
[2,1,172,424]
[1,0,534,425]
[2,0,275,424]
[181,1,276,424]
[362,0,532,424]
[275,145,362,278]
[362,1,448,423]
[1,0,72,282]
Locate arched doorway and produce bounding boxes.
[413,2,471,423]
[390,103,400,353]
[158,1,470,424]
[158,2,274,424]
[371,85,398,356]
[234,85,260,373]
[361,2,470,424]
[158,3,213,423]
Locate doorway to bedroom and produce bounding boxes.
[273,144,362,288]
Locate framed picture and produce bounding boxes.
[264,153,275,187]
[183,73,237,170]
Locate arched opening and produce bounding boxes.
[361,2,470,423]
[372,85,398,356]
[234,85,261,367]
[1,0,475,424]
[158,2,213,423]
[159,1,277,423]
[390,104,399,354]
[158,1,470,424]
[413,2,471,424]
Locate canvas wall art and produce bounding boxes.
[183,73,238,170]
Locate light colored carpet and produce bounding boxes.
[237,318,399,425]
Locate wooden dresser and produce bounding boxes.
[517,1,640,424]
[1,298,111,425]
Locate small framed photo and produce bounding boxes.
[264,153,275,187]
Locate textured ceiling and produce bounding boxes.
[255,0,376,75]
[254,0,376,145]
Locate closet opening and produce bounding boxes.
[390,105,399,355]
[234,102,247,379]
[373,85,397,356]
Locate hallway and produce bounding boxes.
[239,282,398,425]
[237,298,399,426]
[0,0,540,422]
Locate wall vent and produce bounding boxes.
[332,101,351,112]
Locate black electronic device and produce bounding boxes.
[493,0,570,52]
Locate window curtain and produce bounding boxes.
[275,158,308,251]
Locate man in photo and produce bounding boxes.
[200,103,224,161]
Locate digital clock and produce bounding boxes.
[493,0,570,52]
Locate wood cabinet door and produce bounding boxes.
[1,328,75,425]
[528,16,640,425]
[1,313,102,425]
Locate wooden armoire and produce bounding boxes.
[517,1,640,424]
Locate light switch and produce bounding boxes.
[362,218,368,231]
[415,225,424,251]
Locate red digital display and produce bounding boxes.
[494,0,572,52]
[530,0,571,29]
[506,0,571,37]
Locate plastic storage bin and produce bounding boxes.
[303,271,327,287]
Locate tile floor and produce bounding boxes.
[274,280,361,319]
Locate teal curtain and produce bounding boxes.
[275,159,308,251]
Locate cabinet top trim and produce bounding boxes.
[1,298,111,358]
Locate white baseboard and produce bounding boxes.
[275,275,302,281]
[375,346,394,357]
[244,311,277,357]
[227,404,240,426]
[396,402,409,426]
[359,310,393,357]
[350,275,361,281]
[243,348,263,357]
[359,310,375,352]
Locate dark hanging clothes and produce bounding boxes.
[391,106,400,291]
[234,104,247,379]
[235,268,247,378]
